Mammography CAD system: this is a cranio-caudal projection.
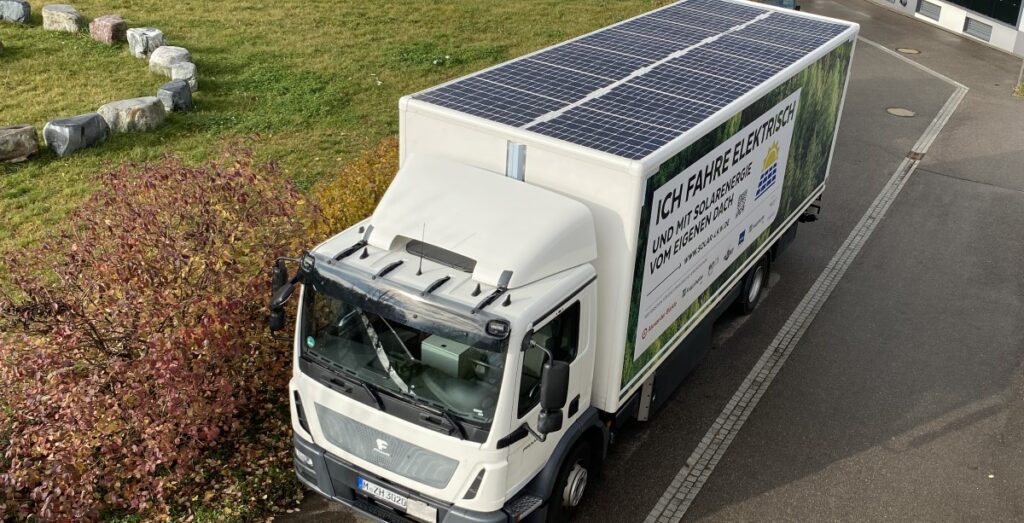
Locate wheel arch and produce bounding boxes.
[521,407,608,501]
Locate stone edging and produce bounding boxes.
[0,1,200,162]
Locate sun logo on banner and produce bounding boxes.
[755,141,780,199]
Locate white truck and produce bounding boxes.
[269,1,857,521]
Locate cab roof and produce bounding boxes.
[364,154,597,289]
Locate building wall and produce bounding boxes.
[867,0,1024,56]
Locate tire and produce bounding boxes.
[546,440,595,523]
[737,257,769,315]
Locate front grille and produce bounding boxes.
[315,403,459,489]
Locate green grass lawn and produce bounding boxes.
[1,0,669,252]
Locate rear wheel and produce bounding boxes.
[737,257,769,314]
[546,440,595,522]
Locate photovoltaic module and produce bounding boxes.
[412,0,852,160]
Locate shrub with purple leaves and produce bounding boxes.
[0,145,312,521]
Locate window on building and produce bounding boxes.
[946,0,1022,26]
[918,0,943,20]
[964,17,994,41]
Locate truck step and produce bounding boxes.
[505,494,544,519]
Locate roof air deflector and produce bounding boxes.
[405,240,477,273]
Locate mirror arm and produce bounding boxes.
[529,340,554,362]
[523,422,548,443]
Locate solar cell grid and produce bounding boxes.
[531,107,680,160]
[615,17,718,47]
[628,66,750,108]
[476,59,613,103]
[626,65,749,106]
[701,35,805,69]
[672,0,768,20]
[410,0,854,160]
[416,77,564,127]
[731,23,829,52]
[576,29,693,61]
[661,51,776,85]
[529,42,654,80]
[577,84,715,131]
[652,5,757,32]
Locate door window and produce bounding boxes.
[517,302,580,417]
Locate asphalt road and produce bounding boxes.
[279,1,1024,521]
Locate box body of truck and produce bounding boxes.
[277,1,858,521]
[400,33,855,415]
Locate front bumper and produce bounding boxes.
[293,435,508,523]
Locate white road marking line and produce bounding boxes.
[644,41,969,523]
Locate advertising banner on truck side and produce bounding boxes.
[621,41,855,392]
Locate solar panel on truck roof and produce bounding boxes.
[412,0,852,160]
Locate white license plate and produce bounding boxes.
[357,477,438,522]
[358,477,407,509]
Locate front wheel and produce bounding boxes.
[546,440,595,522]
[737,256,769,315]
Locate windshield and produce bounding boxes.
[302,287,507,424]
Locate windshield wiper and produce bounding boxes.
[304,352,385,410]
[354,378,384,410]
[418,402,468,440]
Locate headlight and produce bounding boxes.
[295,448,314,468]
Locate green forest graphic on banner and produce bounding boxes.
[621,41,854,392]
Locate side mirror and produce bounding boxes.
[270,282,296,312]
[269,260,295,333]
[536,360,570,437]
[269,309,286,332]
[537,409,564,435]
[272,260,289,290]
[540,360,570,411]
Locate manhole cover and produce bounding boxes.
[887,107,916,117]
[896,47,921,54]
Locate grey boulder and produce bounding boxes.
[42,4,82,33]
[126,27,164,58]
[157,80,192,112]
[171,62,198,91]
[98,97,166,133]
[43,113,109,157]
[0,0,30,24]
[148,45,191,76]
[0,124,39,163]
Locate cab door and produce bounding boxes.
[504,283,596,495]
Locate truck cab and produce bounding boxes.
[279,155,608,522]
